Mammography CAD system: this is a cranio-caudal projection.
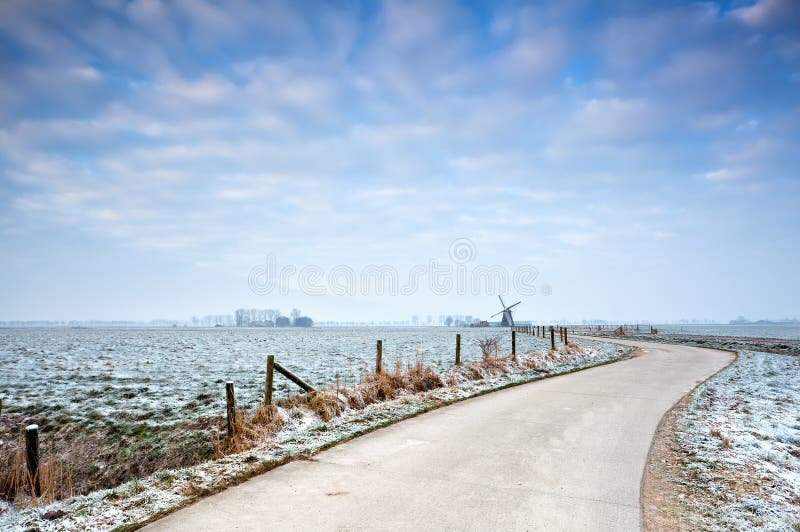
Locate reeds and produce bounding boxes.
[273,356,443,423]
[216,404,284,457]
[0,430,72,505]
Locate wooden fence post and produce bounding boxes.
[550,326,555,350]
[455,334,461,365]
[265,355,274,406]
[512,330,516,357]
[564,328,569,344]
[226,382,236,437]
[376,340,383,374]
[25,424,40,497]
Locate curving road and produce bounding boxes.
[146,338,732,531]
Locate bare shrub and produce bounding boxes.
[477,336,500,360]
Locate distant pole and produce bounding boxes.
[564,328,568,345]
[226,382,236,437]
[512,330,516,357]
[376,340,383,374]
[455,334,461,365]
[25,424,40,497]
[550,326,555,350]
[265,355,274,406]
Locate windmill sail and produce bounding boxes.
[490,296,521,327]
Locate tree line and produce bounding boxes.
[233,308,313,327]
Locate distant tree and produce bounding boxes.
[445,315,454,327]
[293,316,313,327]
[411,315,419,326]
[290,308,302,323]
[425,315,433,326]
[275,315,291,327]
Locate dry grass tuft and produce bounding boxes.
[710,428,731,449]
[359,369,405,402]
[401,357,443,393]
[306,391,347,422]
[478,354,506,370]
[182,480,203,497]
[274,356,443,424]
[216,404,285,457]
[0,430,73,506]
[251,404,282,429]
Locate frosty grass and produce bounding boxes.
[1,338,628,531]
[676,349,800,531]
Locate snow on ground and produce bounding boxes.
[676,350,800,531]
[0,327,560,425]
[0,339,628,531]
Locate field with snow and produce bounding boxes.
[675,349,800,530]
[0,326,555,425]
[0,326,628,530]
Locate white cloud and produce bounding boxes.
[497,31,566,84]
[353,187,415,200]
[693,111,740,130]
[158,75,234,104]
[732,0,800,28]
[558,232,593,246]
[553,98,657,146]
[704,168,740,181]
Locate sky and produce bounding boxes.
[0,0,799,324]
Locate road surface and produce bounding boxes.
[146,338,732,531]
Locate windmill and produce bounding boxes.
[491,296,521,327]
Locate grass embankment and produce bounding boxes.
[0,410,218,506]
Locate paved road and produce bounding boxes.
[146,338,732,531]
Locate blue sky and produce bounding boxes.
[1,0,798,323]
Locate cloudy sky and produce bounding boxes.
[1,0,798,323]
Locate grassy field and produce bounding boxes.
[0,327,588,507]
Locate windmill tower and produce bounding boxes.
[491,296,521,327]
